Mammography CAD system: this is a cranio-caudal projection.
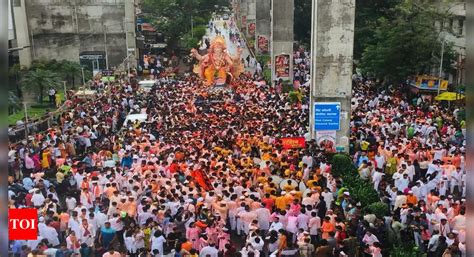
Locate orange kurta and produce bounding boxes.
[321,221,335,239]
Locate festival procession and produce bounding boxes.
[7,1,467,257]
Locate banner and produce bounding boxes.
[257,35,269,54]
[248,22,256,36]
[275,54,290,78]
[281,137,306,149]
[413,75,448,91]
[316,131,336,152]
[242,16,247,28]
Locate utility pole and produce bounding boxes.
[125,20,130,82]
[23,102,28,140]
[104,25,109,70]
[437,37,445,96]
[191,14,194,38]
[81,67,85,85]
[63,81,67,100]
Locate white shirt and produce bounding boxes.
[295,212,309,230]
[200,246,219,257]
[309,216,321,235]
[255,208,271,230]
[151,235,166,255]
[95,212,108,228]
[269,221,283,232]
[42,226,60,246]
[31,193,45,207]
[372,171,384,190]
[397,178,410,192]
[26,236,44,250]
[374,155,385,169]
[321,191,334,208]
[109,217,124,231]
[66,197,77,211]
[68,217,81,236]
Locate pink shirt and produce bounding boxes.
[25,155,35,169]
[370,246,382,257]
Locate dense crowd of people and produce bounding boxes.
[8,16,466,257]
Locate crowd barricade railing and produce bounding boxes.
[8,81,100,145]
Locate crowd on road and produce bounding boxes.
[8,19,466,257]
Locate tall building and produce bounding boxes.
[434,0,466,85]
[8,0,137,71]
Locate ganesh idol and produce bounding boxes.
[191,35,244,86]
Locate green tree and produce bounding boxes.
[59,60,82,89]
[142,0,227,50]
[294,0,312,46]
[8,91,21,115]
[8,64,27,97]
[354,0,401,60]
[359,0,456,82]
[21,69,60,104]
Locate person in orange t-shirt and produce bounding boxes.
[406,191,418,206]
[321,216,335,239]
[181,239,193,254]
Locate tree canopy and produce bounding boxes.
[359,0,456,82]
[142,0,229,49]
[20,68,60,104]
[293,0,457,83]
[294,0,312,47]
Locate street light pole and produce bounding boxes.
[191,14,194,38]
[23,102,28,139]
[104,25,109,70]
[63,81,67,100]
[437,37,445,96]
[81,67,85,85]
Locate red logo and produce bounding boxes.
[9,209,38,240]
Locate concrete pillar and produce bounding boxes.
[309,0,355,153]
[13,0,32,67]
[271,0,294,83]
[255,0,271,54]
[124,0,137,69]
[245,0,256,39]
[239,0,248,30]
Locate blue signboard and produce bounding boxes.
[314,102,341,130]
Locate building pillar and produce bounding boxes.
[13,0,32,67]
[124,0,137,69]
[271,0,294,83]
[255,0,271,55]
[239,0,247,31]
[245,0,256,40]
[309,0,355,153]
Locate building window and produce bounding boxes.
[458,19,464,35]
[449,19,453,32]
[13,0,21,7]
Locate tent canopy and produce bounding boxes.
[434,92,465,101]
